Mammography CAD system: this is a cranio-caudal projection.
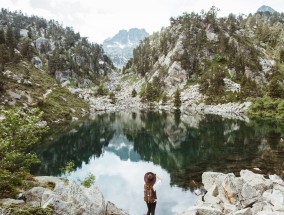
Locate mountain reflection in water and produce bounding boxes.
[32,110,284,214]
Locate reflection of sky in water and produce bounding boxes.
[66,151,197,215]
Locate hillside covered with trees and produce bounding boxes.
[123,7,284,119]
[0,9,115,122]
[0,8,114,82]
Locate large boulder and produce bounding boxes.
[55,70,72,83]
[106,201,129,215]
[32,56,43,69]
[240,169,272,193]
[20,29,29,37]
[34,37,49,50]
[24,176,105,215]
[202,172,226,191]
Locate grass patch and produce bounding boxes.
[1,204,54,215]
[3,61,89,123]
[39,87,89,123]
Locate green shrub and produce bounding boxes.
[60,161,75,175]
[81,173,96,188]
[0,108,48,197]
[132,89,137,97]
[248,97,284,120]
[115,85,121,91]
[109,92,116,104]
[96,84,109,96]
[162,93,168,105]
[1,204,54,215]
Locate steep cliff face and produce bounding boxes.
[103,28,149,68]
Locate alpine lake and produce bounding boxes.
[32,110,284,215]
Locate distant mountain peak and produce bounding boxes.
[103,28,149,68]
[257,5,276,13]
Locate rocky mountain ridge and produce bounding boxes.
[103,28,149,68]
[257,5,276,14]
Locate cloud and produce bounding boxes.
[1,0,284,43]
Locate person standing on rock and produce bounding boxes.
[144,172,161,215]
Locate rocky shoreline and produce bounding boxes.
[1,170,283,215]
[68,85,252,122]
[178,170,284,215]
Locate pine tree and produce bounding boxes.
[0,44,9,71]
[268,79,284,99]
[174,89,181,109]
[132,89,137,97]
[0,29,5,44]
[5,26,16,60]
[145,83,155,102]
[20,38,34,61]
[48,54,59,75]
[280,49,284,63]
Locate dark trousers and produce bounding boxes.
[146,202,156,215]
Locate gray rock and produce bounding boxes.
[250,202,271,215]
[240,182,259,208]
[8,90,21,99]
[240,170,272,193]
[106,201,129,215]
[256,212,282,215]
[20,29,29,37]
[23,176,106,215]
[179,206,223,215]
[263,189,284,207]
[273,183,284,193]
[23,79,33,86]
[55,70,72,83]
[32,56,43,69]
[222,173,242,205]
[206,26,219,42]
[0,198,25,205]
[72,54,84,66]
[35,121,48,127]
[223,202,238,214]
[235,208,252,215]
[24,186,51,206]
[34,37,49,50]
[202,172,226,191]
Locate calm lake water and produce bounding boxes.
[32,110,284,215]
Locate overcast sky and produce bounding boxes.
[1,0,284,44]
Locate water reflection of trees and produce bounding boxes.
[32,114,115,176]
[33,111,284,189]
[126,111,284,188]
